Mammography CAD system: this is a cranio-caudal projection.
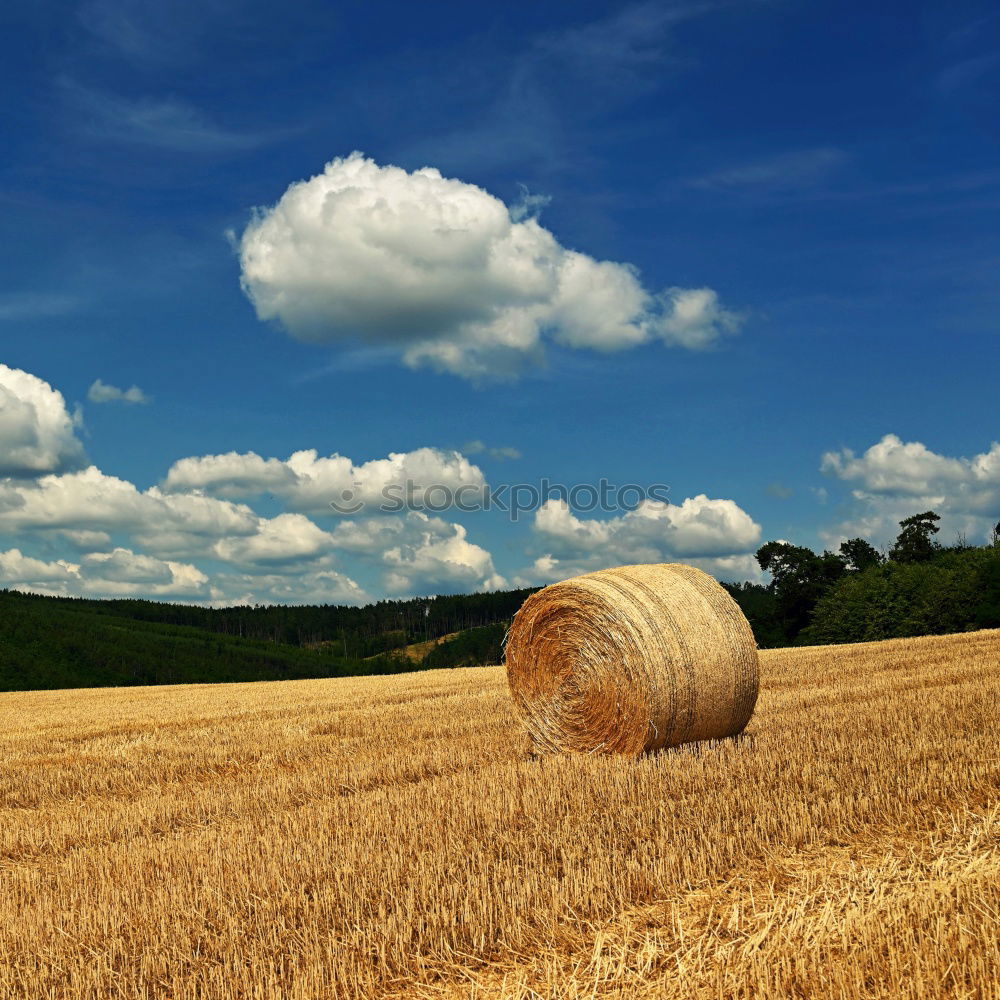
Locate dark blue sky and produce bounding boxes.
[1,0,998,602]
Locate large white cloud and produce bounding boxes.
[820,433,1000,548]
[238,153,743,378]
[514,494,762,585]
[162,446,487,514]
[0,365,86,476]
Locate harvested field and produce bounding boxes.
[0,629,997,999]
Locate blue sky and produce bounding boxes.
[1,0,998,603]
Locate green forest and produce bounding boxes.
[1,510,998,691]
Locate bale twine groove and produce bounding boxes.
[504,563,759,756]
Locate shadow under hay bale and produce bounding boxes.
[504,563,759,757]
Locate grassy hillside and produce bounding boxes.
[0,629,996,998]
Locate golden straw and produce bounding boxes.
[505,563,759,755]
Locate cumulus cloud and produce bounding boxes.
[0,454,497,602]
[0,464,373,600]
[382,515,506,595]
[329,511,505,595]
[0,546,209,599]
[59,529,113,549]
[87,379,150,404]
[238,153,743,379]
[822,434,1000,512]
[0,548,78,584]
[820,433,1000,547]
[0,364,86,476]
[655,288,744,349]
[514,494,762,585]
[211,513,334,566]
[163,446,487,514]
[80,547,173,583]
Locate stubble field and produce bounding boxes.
[0,629,997,999]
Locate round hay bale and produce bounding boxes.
[504,563,758,756]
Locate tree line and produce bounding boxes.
[17,587,538,657]
[723,512,1000,646]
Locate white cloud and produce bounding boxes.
[211,513,334,566]
[163,446,487,514]
[515,494,761,585]
[59,529,113,549]
[162,451,296,498]
[382,515,506,595]
[329,511,505,595]
[0,463,371,600]
[822,433,1000,513]
[508,184,552,223]
[238,153,743,379]
[80,546,173,583]
[0,548,79,584]
[87,379,150,405]
[0,546,209,599]
[821,433,1000,548]
[514,550,762,589]
[0,365,86,477]
[654,287,743,349]
[535,494,760,556]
